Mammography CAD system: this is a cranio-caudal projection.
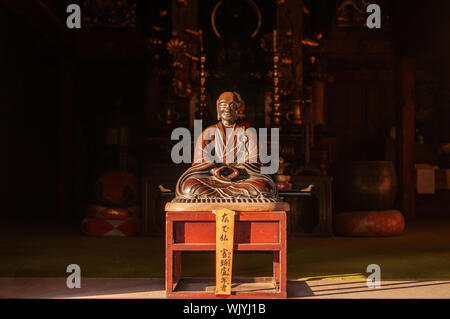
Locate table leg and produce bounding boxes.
[165,214,173,295]
[280,213,287,297]
[174,251,182,281]
[273,251,280,290]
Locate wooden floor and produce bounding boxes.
[1,217,450,281]
[1,278,450,299]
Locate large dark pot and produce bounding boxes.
[334,161,398,211]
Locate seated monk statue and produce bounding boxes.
[174,91,278,200]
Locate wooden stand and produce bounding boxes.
[165,210,287,298]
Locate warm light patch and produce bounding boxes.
[296,273,367,281]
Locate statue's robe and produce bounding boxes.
[175,122,277,199]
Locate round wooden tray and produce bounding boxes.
[165,200,290,212]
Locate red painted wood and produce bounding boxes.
[174,221,279,243]
[166,291,283,299]
[174,251,181,281]
[273,251,280,289]
[279,212,287,298]
[165,210,287,298]
[165,213,173,294]
[176,276,275,283]
[171,243,281,251]
[168,211,285,221]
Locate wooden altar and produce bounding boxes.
[165,208,288,298]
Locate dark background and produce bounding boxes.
[1,0,449,222]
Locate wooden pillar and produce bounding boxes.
[171,0,198,34]
[171,0,199,127]
[311,79,327,147]
[276,0,303,93]
[59,58,75,218]
[397,58,415,220]
[393,0,420,221]
[312,80,326,127]
[276,0,305,162]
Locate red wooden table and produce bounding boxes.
[165,210,287,298]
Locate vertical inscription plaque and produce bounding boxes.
[215,208,235,296]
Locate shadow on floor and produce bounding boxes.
[288,280,450,298]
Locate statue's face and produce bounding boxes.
[217,92,239,125]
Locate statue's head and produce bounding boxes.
[216,91,242,126]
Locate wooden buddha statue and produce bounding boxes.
[173,91,279,202]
